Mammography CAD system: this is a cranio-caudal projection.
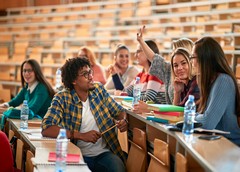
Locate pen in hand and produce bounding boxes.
[101,124,117,135]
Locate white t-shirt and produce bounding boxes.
[77,98,109,157]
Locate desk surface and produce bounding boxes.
[175,132,240,172]
[7,119,90,172]
[125,109,240,172]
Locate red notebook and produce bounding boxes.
[48,152,80,163]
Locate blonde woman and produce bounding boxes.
[78,46,107,85]
[136,26,199,106]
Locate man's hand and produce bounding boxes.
[115,119,128,132]
[81,130,102,144]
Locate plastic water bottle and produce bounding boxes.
[55,68,62,90]
[132,77,141,106]
[20,100,29,130]
[182,95,196,136]
[55,129,68,172]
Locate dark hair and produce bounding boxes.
[20,59,55,98]
[61,57,91,90]
[145,40,159,66]
[114,44,129,56]
[194,37,240,119]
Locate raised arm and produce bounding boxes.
[137,26,155,62]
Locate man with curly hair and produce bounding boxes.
[42,57,127,172]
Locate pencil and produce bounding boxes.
[101,124,117,135]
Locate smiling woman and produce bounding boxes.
[170,47,199,106]
[0,59,55,119]
[136,25,199,106]
[104,44,139,95]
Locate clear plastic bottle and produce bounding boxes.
[182,95,196,136]
[20,100,29,130]
[132,77,141,106]
[55,68,62,90]
[55,129,68,172]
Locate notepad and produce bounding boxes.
[48,152,80,163]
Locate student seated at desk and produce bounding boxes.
[0,59,55,118]
[136,26,199,106]
[104,44,139,95]
[191,37,240,146]
[42,57,127,172]
[115,40,166,105]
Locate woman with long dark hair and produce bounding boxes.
[191,37,240,146]
[0,59,55,118]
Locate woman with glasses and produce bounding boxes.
[104,44,139,95]
[137,26,199,106]
[78,46,107,85]
[192,37,240,146]
[0,59,55,118]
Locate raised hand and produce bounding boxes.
[137,25,146,42]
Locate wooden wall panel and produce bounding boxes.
[0,0,27,10]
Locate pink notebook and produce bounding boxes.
[48,152,80,163]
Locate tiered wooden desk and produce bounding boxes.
[126,109,240,172]
[7,119,90,172]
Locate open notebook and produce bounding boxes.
[20,128,56,141]
[32,152,86,166]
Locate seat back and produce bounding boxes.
[175,152,187,172]
[126,128,147,172]
[16,139,24,170]
[8,129,15,141]
[147,139,170,172]
[25,150,34,172]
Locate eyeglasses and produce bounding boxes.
[189,55,197,61]
[23,69,33,74]
[78,69,94,79]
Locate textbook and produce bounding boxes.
[147,112,184,123]
[113,96,133,102]
[146,116,169,124]
[147,104,184,112]
[153,111,183,117]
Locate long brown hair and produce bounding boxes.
[170,47,193,81]
[20,59,55,98]
[194,37,240,120]
[78,46,97,66]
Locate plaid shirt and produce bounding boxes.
[42,83,126,162]
[179,75,200,106]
